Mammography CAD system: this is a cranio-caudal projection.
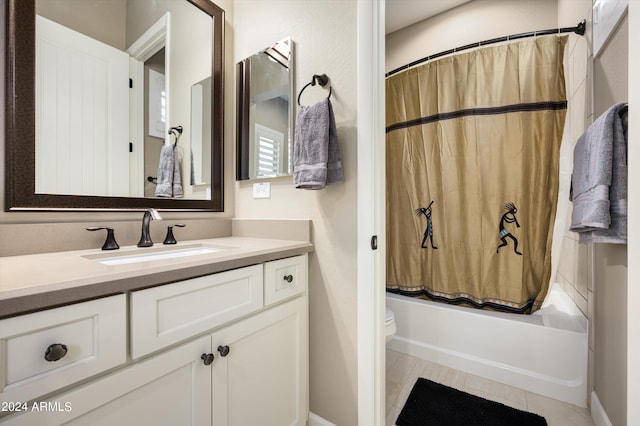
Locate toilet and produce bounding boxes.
[385,307,396,343]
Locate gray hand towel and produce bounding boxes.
[570,102,627,243]
[294,97,344,189]
[155,144,184,198]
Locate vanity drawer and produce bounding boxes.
[130,264,263,359]
[0,294,126,404]
[264,254,308,306]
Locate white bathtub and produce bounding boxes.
[386,283,588,407]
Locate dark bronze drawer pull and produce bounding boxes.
[44,343,68,362]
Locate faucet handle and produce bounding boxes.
[86,227,120,251]
[163,224,186,245]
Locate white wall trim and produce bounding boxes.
[357,0,386,425]
[309,412,337,426]
[591,391,613,426]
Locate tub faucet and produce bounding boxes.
[137,208,163,247]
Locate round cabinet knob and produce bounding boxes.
[217,345,230,357]
[201,353,215,366]
[283,275,294,283]
[44,343,68,362]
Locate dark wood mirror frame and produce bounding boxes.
[4,0,225,211]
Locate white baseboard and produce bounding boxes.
[308,412,337,426]
[591,391,613,426]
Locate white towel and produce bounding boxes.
[570,103,627,243]
[155,144,183,198]
[293,97,344,189]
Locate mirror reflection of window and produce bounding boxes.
[148,68,167,139]
[254,124,285,178]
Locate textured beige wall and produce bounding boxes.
[594,243,627,425]
[592,14,629,426]
[233,1,358,424]
[385,0,558,74]
[626,4,640,424]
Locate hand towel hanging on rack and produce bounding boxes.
[155,144,183,198]
[155,126,184,197]
[294,75,343,189]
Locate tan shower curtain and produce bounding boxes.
[386,36,568,313]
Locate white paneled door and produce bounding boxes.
[35,15,129,197]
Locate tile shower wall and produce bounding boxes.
[556,0,593,318]
[556,0,595,400]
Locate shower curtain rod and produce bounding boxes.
[385,19,586,78]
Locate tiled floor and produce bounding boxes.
[386,349,595,426]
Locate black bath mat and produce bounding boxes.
[396,378,547,426]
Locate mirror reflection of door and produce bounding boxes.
[35,15,130,197]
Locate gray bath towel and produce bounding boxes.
[294,97,344,189]
[570,102,627,243]
[155,144,184,198]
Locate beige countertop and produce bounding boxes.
[0,237,313,318]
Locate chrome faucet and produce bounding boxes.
[137,208,162,247]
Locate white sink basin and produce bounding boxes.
[84,244,228,266]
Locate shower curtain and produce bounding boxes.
[385,36,568,314]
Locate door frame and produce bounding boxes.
[126,13,170,198]
[356,1,386,425]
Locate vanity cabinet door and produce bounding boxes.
[0,336,212,426]
[212,296,308,426]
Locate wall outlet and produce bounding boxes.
[252,182,271,199]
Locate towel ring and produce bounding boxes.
[168,125,183,146]
[297,74,332,106]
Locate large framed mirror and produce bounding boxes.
[236,37,293,181]
[4,0,225,211]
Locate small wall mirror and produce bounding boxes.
[236,37,294,181]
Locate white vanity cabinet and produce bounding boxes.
[0,254,308,426]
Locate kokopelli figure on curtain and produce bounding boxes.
[415,201,438,249]
[497,202,522,255]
